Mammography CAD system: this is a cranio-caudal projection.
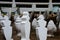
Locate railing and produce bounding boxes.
[0,1,60,5]
[0,1,60,11]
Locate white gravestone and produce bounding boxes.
[32,18,37,29]
[36,15,47,40]
[47,20,57,32]
[2,17,13,40]
[22,12,30,20]
[21,12,30,40]
[47,20,57,37]
[14,15,21,36]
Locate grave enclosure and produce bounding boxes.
[0,0,60,40]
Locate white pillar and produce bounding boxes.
[12,0,16,7]
[32,4,36,11]
[12,0,17,13]
[49,0,52,11]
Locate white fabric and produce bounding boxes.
[37,15,46,28]
[2,27,12,40]
[36,27,47,40]
[21,20,30,40]
[47,20,57,32]
[38,15,45,20]
[37,20,46,28]
[14,15,22,37]
[23,12,29,16]
[15,16,21,30]
[21,12,30,40]
[2,15,12,40]
[36,15,47,40]
[32,18,37,29]
[2,19,11,27]
[22,12,30,20]
[15,16,21,22]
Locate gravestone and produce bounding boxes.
[47,20,57,37]
[2,17,13,40]
[14,15,21,36]
[23,12,30,20]
[36,15,47,40]
[21,12,30,40]
[32,18,37,29]
[47,20,57,32]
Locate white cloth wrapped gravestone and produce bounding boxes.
[2,17,13,40]
[22,12,30,20]
[36,15,47,40]
[32,18,37,29]
[15,15,21,30]
[21,12,30,40]
[47,20,57,32]
[14,15,21,36]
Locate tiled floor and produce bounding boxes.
[0,23,60,40]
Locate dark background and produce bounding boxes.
[0,0,60,7]
[0,0,60,2]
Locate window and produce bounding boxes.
[53,5,60,7]
[17,4,32,8]
[16,0,49,2]
[36,5,48,8]
[52,0,60,3]
[0,0,12,2]
[0,4,12,7]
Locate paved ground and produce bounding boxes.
[0,22,60,40]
